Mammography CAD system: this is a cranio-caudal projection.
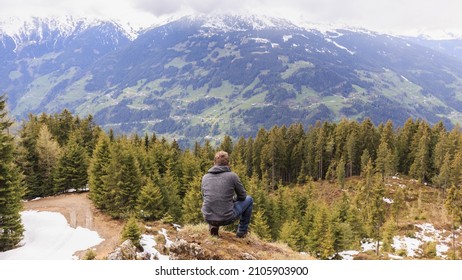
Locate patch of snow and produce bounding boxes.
[338,250,359,260]
[388,254,404,260]
[140,234,169,260]
[325,38,356,55]
[383,197,394,204]
[361,239,378,252]
[250,37,270,44]
[0,210,103,260]
[158,228,174,248]
[392,236,421,257]
[283,35,292,42]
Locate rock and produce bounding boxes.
[241,253,256,260]
[107,239,137,260]
[136,252,152,260]
[169,239,207,260]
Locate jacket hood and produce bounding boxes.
[207,165,231,174]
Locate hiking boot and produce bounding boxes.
[236,231,247,238]
[209,225,219,236]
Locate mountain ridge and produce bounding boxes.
[3,14,462,145]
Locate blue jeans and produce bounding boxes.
[233,195,253,234]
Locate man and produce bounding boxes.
[201,151,253,238]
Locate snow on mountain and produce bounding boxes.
[176,13,301,33]
[0,16,138,49]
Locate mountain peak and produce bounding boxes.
[0,16,137,46]
[171,13,301,32]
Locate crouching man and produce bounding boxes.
[201,151,253,238]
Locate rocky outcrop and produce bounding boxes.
[107,239,151,260]
[168,224,314,260]
[169,239,209,260]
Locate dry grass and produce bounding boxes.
[176,223,314,260]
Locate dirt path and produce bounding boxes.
[23,192,124,259]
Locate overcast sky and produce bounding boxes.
[1,0,461,37]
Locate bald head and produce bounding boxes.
[214,151,229,166]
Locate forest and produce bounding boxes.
[2,92,462,259]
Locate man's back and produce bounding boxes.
[201,165,246,222]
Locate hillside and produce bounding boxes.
[22,192,311,260]
[3,15,462,145]
[20,175,462,260]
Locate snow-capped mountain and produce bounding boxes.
[3,14,462,145]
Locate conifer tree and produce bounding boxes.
[121,216,142,248]
[219,135,233,154]
[115,144,143,218]
[279,219,305,251]
[137,178,164,221]
[0,94,24,251]
[450,151,462,187]
[178,150,201,198]
[409,123,431,183]
[368,178,386,255]
[336,157,346,188]
[396,118,417,174]
[381,218,397,253]
[320,222,336,259]
[360,149,371,176]
[252,128,268,179]
[346,129,359,177]
[54,133,89,193]
[16,114,41,199]
[36,124,61,196]
[306,204,329,255]
[181,175,203,224]
[433,152,451,192]
[261,126,286,188]
[160,162,182,222]
[391,187,405,226]
[251,210,272,241]
[376,140,390,180]
[444,184,462,259]
[88,133,111,209]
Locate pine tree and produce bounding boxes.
[121,216,142,248]
[433,152,451,192]
[137,178,164,221]
[368,178,386,255]
[0,94,25,251]
[381,218,397,253]
[16,114,41,199]
[160,162,182,222]
[105,141,143,218]
[54,133,89,193]
[261,126,286,188]
[181,175,203,224]
[88,133,111,209]
[36,124,61,196]
[251,210,272,241]
[391,187,405,226]
[409,122,431,183]
[336,157,346,188]
[219,135,233,154]
[445,184,462,259]
[376,140,390,180]
[279,219,305,251]
[320,222,336,259]
[346,129,359,177]
[306,204,329,255]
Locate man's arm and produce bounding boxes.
[233,173,247,201]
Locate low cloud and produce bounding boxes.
[132,0,261,16]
